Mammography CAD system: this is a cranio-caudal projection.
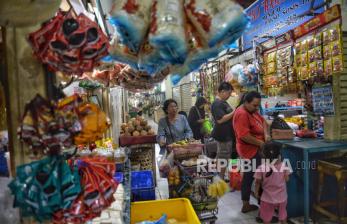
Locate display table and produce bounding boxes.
[275,138,347,224]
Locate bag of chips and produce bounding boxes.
[185,0,249,47]
[108,35,139,69]
[149,0,187,64]
[324,59,333,76]
[332,55,343,73]
[109,0,153,53]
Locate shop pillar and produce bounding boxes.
[4,26,47,173]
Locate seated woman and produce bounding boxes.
[157,99,193,152]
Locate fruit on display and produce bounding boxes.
[208,176,229,198]
[284,117,304,126]
[120,116,155,137]
[169,139,189,147]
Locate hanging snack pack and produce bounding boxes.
[28,11,109,75]
[185,0,249,47]
[108,36,139,69]
[309,62,317,77]
[317,60,324,76]
[18,95,82,155]
[28,10,66,59]
[8,156,81,222]
[324,59,333,75]
[137,39,167,75]
[332,55,343,73]
[53,157,117,223]
[331,40,342,57]
[323,45,331,60]
[149,0,188,64]
[169,22,221,85]
[109,0,153,53]
[74,103,110,145]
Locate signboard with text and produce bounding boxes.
[242,0,325,50]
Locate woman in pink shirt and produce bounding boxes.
[254,142,291,224]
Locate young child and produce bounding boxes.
[254,142,291,224]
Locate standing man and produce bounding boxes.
[211,82,234,179]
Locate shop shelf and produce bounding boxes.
[264,106,304,113]
[131,170,155,201]
[131,198,200,224]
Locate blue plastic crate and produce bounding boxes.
[131,170,155,201]
[114,172,124,183]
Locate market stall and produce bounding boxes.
[239,3,347,223]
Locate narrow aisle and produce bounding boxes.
[148,118,259,223]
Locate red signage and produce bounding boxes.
[294,5,341,39]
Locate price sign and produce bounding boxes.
[312,85,335,116]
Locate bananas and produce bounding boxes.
[284,117,304,126]
[170,140,189,147]
[208,177,229,198]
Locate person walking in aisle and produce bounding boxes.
[233,91,270,213]
[211,82,234,180]
[188,97,207,142]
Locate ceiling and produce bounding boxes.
[236,0,257,8]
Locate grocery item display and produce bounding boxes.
[294,24,343,79]
[262,45,295,95]
[120,116,155,137]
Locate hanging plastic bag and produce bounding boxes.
[185,0,249,47]
[158,151,174,178]
[149,0,187,64]
[109,0,153,53]
[239,64,258,87]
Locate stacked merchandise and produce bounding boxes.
[323,25,344,74]
[263,45,296,96]
[294,24,343,80]
[295,33,324,80]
